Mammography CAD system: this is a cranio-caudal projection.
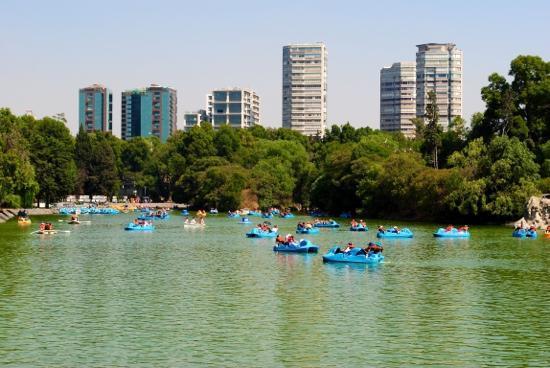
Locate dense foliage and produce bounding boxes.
[0,55,548,222]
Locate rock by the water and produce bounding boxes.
[513,195,550,229]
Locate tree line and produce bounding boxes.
[0,55,548,222]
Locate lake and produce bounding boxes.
[0,213,549,367]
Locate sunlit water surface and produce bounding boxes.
[0,214,549,367]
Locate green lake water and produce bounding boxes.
[0,214,549,367]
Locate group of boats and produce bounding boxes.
[512,224,546,238]
[227,208,296,219]
[138,209,170,221]
[21,205,550,244]
[270,232,384,263]
[59,207,120,215]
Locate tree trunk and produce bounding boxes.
[433,146,439,169]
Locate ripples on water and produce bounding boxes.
[0,215,549,367]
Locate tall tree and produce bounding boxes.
[423,90,443,168]
[0,109,38,207]
[27,118,76,207]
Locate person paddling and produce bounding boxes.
[344,242,355,253]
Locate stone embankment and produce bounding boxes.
[513,195,550,229]
[0,208,55,223]
[0,203,188,223]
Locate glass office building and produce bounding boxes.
[416,43,463,128]
[78,84,113,132]
[121,84,177,142]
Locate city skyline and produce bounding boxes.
[1,0,549,136]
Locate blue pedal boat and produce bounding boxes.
[296,227,320,234]
[273,239,319,253]
[433,228,470,238]
[246,228,278,238]
[377,228,413,238]
[322,247,384,264]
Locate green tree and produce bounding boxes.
[423,90,443,168]
[448,136,540,219]
[250,158,295,208]
[509,55,550,145]
[214,125,241,159]
[0,109,38,207]
[439,116,468,168]
[197,165,248,210]
[27,118,76,206]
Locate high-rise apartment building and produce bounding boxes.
[416,43,463,128]
[282,43,327,136]
[79,84,113,132]
[183,109,209,131]
[121,84,177,142]
[380,62,416,137]
[206,88,260,129]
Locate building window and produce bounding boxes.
[228,103,241,113]
[229,115,241,124]
[214,103,227,114]
[228,91,242,101]
[213,91,227,101]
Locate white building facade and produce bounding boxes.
[206,88,260,129]
[380,62,416,137]
[183,110,208,131]
[416,43,463,128]
[282,43,327,136]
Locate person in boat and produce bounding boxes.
[39,222,46,231]
[71,215,79,222]
[134,219,139,225]
[350,219,358,227]
[365,242,383,254]
[272,225,278,233]
[545,225,550,234]
[529,224,537,231]
[445,225,454,232]
[392,226,400,233]
[344,242,355,253]
[285,234,295,245]
[297,222,304,230]
[377,225,385,233]
[359,220,366,227]
[305,222,312,229]
[276,234,285,244]
[458,225,469,232]
[45,222,53,231]
[18,209,29,219]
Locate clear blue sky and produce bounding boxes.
[1,0,549,135]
